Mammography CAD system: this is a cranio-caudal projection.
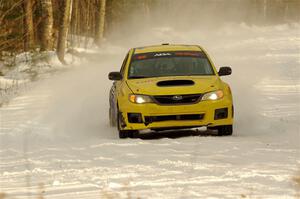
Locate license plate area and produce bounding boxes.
[144,114,204,123]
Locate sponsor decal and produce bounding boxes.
[175,52,201,56]
[132,51,206,61]
[136,55,147,60]
[154,53,172,57]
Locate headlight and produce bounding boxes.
[129,94,153,104]
[202,90,224,101]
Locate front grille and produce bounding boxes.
[153,94,202,105]
[144,114,204,124]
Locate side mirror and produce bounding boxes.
[218,66,232,76]
[108,72,122,81]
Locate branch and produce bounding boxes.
[0,0,25,24]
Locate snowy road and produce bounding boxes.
[0,24,300,198]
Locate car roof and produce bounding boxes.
[133,44,203,54]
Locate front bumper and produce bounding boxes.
[119,96,233,130]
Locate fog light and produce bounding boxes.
[214,108,228,120]
[127,113,143,123]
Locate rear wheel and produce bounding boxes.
[208,125,233,136]
[117,110,138,139]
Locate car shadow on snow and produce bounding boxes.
[135,129,218,140]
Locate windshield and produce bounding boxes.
[128,51,215,79]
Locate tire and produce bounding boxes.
[117,109,138,139]
[119,129,129,139]
[109,107,116,127]
[216,125,233,136]
[119,130,138,139]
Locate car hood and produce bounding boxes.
[126,76,221,95]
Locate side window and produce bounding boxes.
[120,53,129,76]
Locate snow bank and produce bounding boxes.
[0,48,97,105]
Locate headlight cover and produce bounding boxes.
[129,94,153,104]
[202,90,224,101]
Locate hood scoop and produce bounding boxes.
[157,80,195,87]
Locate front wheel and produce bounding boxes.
[117,110,138,139]
[119,130,139,139]
[208,125,233,136]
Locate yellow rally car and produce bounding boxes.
[108,44,233,138]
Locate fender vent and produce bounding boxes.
[157,80,195,87]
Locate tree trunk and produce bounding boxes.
[263,0,267,22]
[40,0,53,51]
[284,2,289,22]
[23,0,35,52]
[94,0,106,46]
[57,0,73,64]
[143,0,151,22]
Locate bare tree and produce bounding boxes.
[57,0,73,64]
[23,0,35,51]
[94,0,106,46]
[144,0,151,21]
[40,0,54,51]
